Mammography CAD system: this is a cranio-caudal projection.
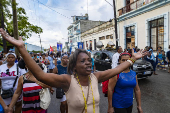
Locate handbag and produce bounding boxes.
[0,104,4,113]
[56,88,64,99]
[1,65,19,99]
[39,88,51,110]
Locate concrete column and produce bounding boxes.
[92,38,94,51]
[88,40,90,50]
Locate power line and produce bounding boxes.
[27,0,34,21]
[36,0,41,27]
[35,0,99,11]
[19,0,35,21]
[34,0,72,20]
[33,0,38,25]
[104,0,113,7]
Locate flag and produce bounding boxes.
[50,46,53,52]
[57,43,62,51]
[78,42,83,49]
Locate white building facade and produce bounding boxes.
[25,43,44,52]
[116,0,170,52]
[81,20,116,50]
[67,14,105,52]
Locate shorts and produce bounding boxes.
[114,105,133,113]
[60,95,66,102]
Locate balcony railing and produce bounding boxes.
[118,0,156,16]
[73,29,81,35]
[68,33,74,38]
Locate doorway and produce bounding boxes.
[126,26,135,49]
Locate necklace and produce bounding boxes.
[76,75,95,113]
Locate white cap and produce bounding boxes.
[6,53,16,58]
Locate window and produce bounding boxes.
[106,35,110,39]
[70,39,72,43]
[101,53,110,60]
[94,52,101,60]
[149,18,164,51]
[126,25,135,49]
[74,26,78,31]
[110,35,113,39]
[126,0,130,5]
[99,36,105,40]
[86,41,88,48]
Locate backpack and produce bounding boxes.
[102,74,119,96]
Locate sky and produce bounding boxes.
[16,0,114,49]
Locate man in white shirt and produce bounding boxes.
[112,46,123,69]
[0,52,26,113]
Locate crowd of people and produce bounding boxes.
[109,45,170,113]
[122,45,170,74]
[0,28,169,113]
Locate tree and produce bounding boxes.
[0,0,43,46]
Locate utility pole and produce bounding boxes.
[12,0,19,55]
[0,1,7,53]
[39,35,42,52]
[113,0,118,48]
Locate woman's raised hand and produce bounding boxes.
[0,28,24,48]
[132,49,147,60]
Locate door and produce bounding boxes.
[94,39,96,50]
[126,26,135,49]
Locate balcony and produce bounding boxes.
[117,0,170,22]
[118,0,156,16]
[73,29,81,35]
[68,33,74,38]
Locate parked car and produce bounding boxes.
[92,50,153,79]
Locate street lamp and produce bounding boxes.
[105,0,118,48]
[39,35,42,52]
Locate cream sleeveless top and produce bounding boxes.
[65,73,100,113]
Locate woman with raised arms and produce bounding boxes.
[0,28,146,113]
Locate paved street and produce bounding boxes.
[48,70,170,113]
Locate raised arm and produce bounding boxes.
[0,28,70,91]
[94,50,147,82]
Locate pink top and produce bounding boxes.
[65,73,100,113]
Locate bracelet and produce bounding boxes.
[127,60,133,66]
[129,58,136,63]
[37,81,40,85]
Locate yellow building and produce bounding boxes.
[81,20,116,50]
[116,0,170,52]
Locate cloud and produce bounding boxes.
[17,0,114,49]
[46,0,60,8]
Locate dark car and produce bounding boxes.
[92,50,153,79]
